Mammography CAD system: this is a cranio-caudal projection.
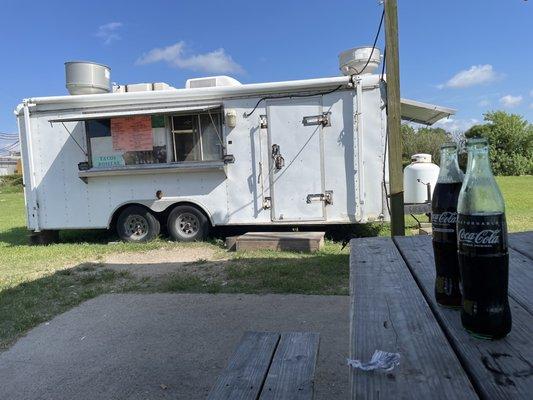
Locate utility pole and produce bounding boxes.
[384,0,405,236]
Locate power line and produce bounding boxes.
[353,9,385,75]
[245,10,386,119]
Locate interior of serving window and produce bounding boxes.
[84,109,224,169]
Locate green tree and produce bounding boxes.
[464,111,533,175]
[402,124,452,167]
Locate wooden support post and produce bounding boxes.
[384,0,405,236]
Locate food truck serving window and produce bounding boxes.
[171,112,223,162]
[84,110,223,169]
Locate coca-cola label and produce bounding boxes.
[457,213,508,256]
[432,212,457,232]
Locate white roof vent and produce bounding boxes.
[339,47,381,76]
[65,61,111,95]
[112,82,175,93]
[185,76,242,89]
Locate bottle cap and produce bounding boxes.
[466,137,488,146]
[440,143,457,150]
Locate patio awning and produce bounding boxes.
[400,98,456,125]
[48,103,222,123]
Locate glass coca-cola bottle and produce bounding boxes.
[432,143,464,307]
[457,138,512,339]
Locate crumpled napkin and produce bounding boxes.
[347,350,401,372]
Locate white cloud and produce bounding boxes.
[477,99,490,107]
[438,65,499,89]
[530,89,533,97]
[433,117,479,133]
[499,95,523,108]
[95,22,123,45]
[136,41,244,74]
[529,103,533,110]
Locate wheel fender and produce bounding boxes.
[108,199,214,228]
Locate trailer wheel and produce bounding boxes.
[167,205,209,242]
[116,206,160,242]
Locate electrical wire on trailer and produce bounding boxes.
[60,122,88,156]
[244,85,343,118]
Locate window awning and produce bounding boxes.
[49,104,222,123]
[400,98,456,125]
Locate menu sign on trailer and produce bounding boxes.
[111,116,153,151]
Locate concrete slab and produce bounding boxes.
[0,293,349,400]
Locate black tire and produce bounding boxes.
[116,205,160,242]
[167,205,209,242]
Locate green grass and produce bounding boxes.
[0,190,227,349]
[0,175,531,350]
[0,191,349,349]
[496,176,533,232]
[158,243,349,296]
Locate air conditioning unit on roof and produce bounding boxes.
[185,76,242,89]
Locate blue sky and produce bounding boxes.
[0,0,532,143]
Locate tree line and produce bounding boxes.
[402,111,533,176]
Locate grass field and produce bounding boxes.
[496,176,533,232]
[0,175,531,349]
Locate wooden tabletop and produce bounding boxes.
[349,231,533,399]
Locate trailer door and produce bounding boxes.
[266,97,325,222]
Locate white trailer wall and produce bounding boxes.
[18,78,388,232]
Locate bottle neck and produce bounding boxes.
[438,149,463,183]
[458,143,505,215]
[466,146,493,178]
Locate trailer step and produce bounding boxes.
[226,232,325,253]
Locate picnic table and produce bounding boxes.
[349,231,533,399]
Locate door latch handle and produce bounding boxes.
[302,112,331,127]
[271,144,285,170]
[306,191,333,205]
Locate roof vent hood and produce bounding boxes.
[65,61,111,95]
[338,47,381,76]
[185,76,242,89]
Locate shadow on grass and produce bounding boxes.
[0,227,116,247]
[0,251,349,351]
[1,222,386,247]
[212,223,386,242]
[0,262,132,351]
[0,227,29,246]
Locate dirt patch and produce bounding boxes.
[102,246,229,279]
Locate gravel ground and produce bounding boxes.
[103,247,227,278]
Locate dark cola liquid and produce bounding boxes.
[457,213,512,339]
[431,182,462,307]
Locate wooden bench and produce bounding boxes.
[208,331,320,400]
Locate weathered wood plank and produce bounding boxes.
[207,332,280,400]
[349,237,478,399]
[394,235,533,399]
[508,247,533,314]
[509,231,533,261]
[233,232,325,253]
[259,332,320,400]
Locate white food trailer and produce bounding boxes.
[15,49,454,242]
